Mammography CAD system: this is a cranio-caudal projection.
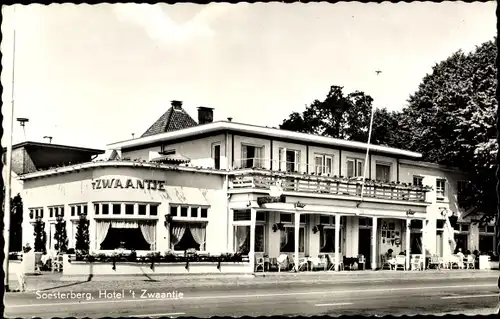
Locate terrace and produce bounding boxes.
[229,169,431,203]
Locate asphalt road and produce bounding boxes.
[4,276,499,317]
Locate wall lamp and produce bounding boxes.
[164,214,173,227]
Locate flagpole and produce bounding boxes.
[4,5,17,293]
[359,70,381,204]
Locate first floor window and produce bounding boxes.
[413,176,423,187]
[319,228,343,253]
[212,143,221,170]
[436,179,446,200]
[241,144,263,168]
[314,154,333,175]
[375,163,391,183]
[280,226,305,253]
[97,220,157,251]
[347,158,364,178]
[279,148,301,172]
[170,222,207,251]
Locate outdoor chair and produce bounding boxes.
[312,255,328,271]
[327,254,344,271]
[276,254,289,272]
[450,255,463,269]
[51,255,63,273]
[254,253,265,272]
[394,255,406,271]
[428,255,441,270]
[410,255,422,271]
[295,255,309,271]
[466,255,475,269]
[357,254,366,270]
[381,255,394,270]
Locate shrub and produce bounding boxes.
[127,250,137,262]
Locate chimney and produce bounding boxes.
[171,100,183,110]
[197,107,214,125]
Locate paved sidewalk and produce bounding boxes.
[7,269,499,293]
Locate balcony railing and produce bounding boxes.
[229,170,430,203]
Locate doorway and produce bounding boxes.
[359,228,372,269]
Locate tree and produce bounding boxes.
[1,191,24,252]
[75,215,90,254]
[280,85,412,148]
[399,39,497,222]
[54,216,68,253]
[33,218,46,253]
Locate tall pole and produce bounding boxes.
[4,5,17,293]
[360,70,381,202]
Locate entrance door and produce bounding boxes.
[359,228,372,269]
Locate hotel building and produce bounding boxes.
[13,100,496,271]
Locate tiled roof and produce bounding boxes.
[141,106,198,138]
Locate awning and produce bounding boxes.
[151,153,191,164]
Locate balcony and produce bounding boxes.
[229,169,430,203]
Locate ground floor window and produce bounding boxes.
[233,224,265,254]
[170,222,207,251]
[97,220,157,251]
[280,226,305,253]
[320,228,343,253]
[410,233,422,254]
[454,233,468,253]
[479,235,494,254]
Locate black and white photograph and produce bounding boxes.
[1,2,499,318]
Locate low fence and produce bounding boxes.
[230,171,428,202]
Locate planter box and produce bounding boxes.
[62,256,252,278]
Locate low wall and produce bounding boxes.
[63,256,252,278]
[8,260,22,275]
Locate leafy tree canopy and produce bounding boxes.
[280,85,404,148]
[400,39,497,222]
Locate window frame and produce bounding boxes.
[413,176,424,187]
[279,148,301,172]
[211,142,222,170]
[436,179,446,200]
[314,153,333,175]
[375,162,392,183]
[241,143,265,169]
[280,225,306,253]
[346,158,364,178]
[170,204,210,222]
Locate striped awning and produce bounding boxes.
[150,153,191,164]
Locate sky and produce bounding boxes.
[1,2,496,150]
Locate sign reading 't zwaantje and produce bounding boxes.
[91,178,166,191]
